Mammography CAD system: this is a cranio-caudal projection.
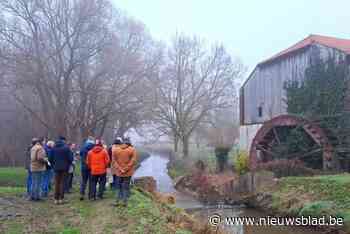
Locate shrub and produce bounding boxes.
[215,147,231,172]
[167,158,190,179]
[233,150,249,175]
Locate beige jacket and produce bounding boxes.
[30,144,47,172]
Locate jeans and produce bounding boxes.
[31,171,44,200]
[89,173,107,199]
[80,169,90,197]
[116,176,131,203]
[42,169,53,197]
[65,173,73,193]
[54,171,67,200]
[111,175,117,190]
[26,170,32,196]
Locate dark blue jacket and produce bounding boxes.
[51,140,73,172]
[44,145,54,170]
[80,141,95,171]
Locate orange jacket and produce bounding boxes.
[86,146,110,175]
[112,144,137,177]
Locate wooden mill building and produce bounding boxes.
[239,34,350,169]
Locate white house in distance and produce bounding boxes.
[239,34,350,155]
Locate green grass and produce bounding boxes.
[0,167,27,187]
[4,222,24,234]
[0,153,194,233]
[270,173,350,231]
[299,201,337,217]
[58,228,81,234]
[279,174,350,208]
[127,189,166,233]
[0,186,25,196]
[0,184,193,234]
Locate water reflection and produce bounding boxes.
[134,153,175,193]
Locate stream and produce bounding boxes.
[134,154,320,234]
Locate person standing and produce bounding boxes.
[86,140,110,200]
[112,137,137,207]
[30,138,47,201]
[51,136,73,205]
[42,140,54,197]
[25,139,36,198]
[79,138,95,200]
[65,143,76,193]
[108,138,123,190]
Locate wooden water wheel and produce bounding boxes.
[249,115,336,170]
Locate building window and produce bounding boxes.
[258,106,263,117]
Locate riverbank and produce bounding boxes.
[169,155,350,233]
[248,174,350,233]
[0,185,201,233]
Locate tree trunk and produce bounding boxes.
[80,125,90,141]
[182,135,189,158]
[196,136,200,149]
[98,118,108,139]
[174,134,179,152]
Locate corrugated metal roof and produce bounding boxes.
[259,34,350,65]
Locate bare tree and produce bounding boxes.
[0,0,161,143]
[153,34,244,157]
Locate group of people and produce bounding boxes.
[26,135,137,206]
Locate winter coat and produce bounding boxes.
[86,146,110,175]
[30,144,47,172]
[108,144,121,175]
[112,144,137,177]
[80,141,95,171]
[51,140,73,172]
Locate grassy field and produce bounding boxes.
[0,151,196,234]
[0,186,193,234]
[0,167,26,187]
[266,173,350,231]
[0,166,193,234]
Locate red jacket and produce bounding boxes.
[86,146,110,175]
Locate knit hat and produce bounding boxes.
[47,140,55,147]
[58,136,66,141]
[113,137,123,145]
[123,137,131,145]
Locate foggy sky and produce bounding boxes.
[113,0,350,76]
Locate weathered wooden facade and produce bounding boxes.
[239,35,350,154]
